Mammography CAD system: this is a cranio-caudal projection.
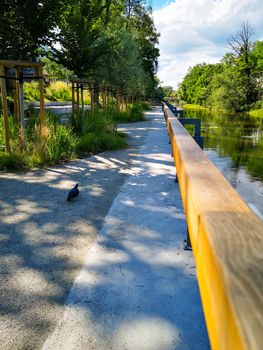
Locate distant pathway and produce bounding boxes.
[42,108,210,350]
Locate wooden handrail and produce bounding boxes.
[163,103,263,350]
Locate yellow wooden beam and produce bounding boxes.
[163,104,263,350]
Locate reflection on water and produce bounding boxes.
[183,109,263,218]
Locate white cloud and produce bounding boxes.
[153,0,263,88]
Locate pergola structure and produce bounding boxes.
[0,60,45,152]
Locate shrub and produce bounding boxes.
[45,81,71,101]
[70,109,116,136]
[76,131,127,155]
[128,103,146,121]
[0,151,24,170]
[46,124,77,162]
[24,82,41,101]
[0,115,19,151]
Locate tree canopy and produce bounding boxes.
[178,23,263,112]
[0,0,159,98]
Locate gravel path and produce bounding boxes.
[0,116,149,350]
[0,107,209,349]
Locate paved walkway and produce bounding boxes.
[42,107,210,350]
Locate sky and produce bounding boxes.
[152,0,263,88]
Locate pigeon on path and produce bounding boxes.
[67,184,79,201]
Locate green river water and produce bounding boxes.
[183,108,263,218]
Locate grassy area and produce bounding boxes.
[182,103,263,119]
[110,102,148,123]
[248,108,263,118]
[24,80,90,104]
[181,103,210,111]
[0,102,150,171]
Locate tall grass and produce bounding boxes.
[0,100,150,170]
[70,110,126,156]
[23,80,91,103]
[108,102,148,123]
[0,113,77,170]
[45,81,72,101]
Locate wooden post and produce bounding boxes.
[76,82,80,112]
[90,82,94,114]
[102,88,106,112]
[81,83,84,111]
[13,80,19,122]
[121,94,124,111]
[0,65,11,153]
[16,68,26,151]
[71,82,75,114]
[106,88,110,109]
[38,66,45,127]
[116,89,120,112]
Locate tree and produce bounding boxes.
[52,0,117,78]
[228,22,257,105]
[0,0,64,60]
[179,63,222,105]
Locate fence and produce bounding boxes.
[163,103,263,350]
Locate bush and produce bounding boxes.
[45,81,71,101]
[128,103,145,121]
[0,151,24,170]
[24,82,41,101]
[70,109,116,136]
[0,115,19,151]
[76,131,127,155]
[110,102,147,123]
[46,124,77,162]
[27,116,77,165]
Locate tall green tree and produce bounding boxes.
[179,63,222,105]
[228,22,257,106]
[52,0,119,78]
[0,0,64,60]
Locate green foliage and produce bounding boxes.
[209,67,247,111]
[129,103,145,121]
[0,152,24,170]
[71,109,127,155]
[24,82,41,102]
[179,41,263,112]
[179,63,223,106]
[70,109,116,136]
[109,102,147,123]
[42,57,74,81]
[45,82,72,101]
[0,115,19,151]
[24,81,72,102]
[77,132,127,155]
[0,0,64,59]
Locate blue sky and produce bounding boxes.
[151,0,170,10]
[152,0,263,88]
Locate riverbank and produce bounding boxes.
[181,103,263,118]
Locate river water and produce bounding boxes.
[183,108,263,219]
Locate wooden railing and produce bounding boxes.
[163,103,263,350]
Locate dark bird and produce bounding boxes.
[67,184,79,201]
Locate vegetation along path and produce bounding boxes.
[0,107,209,350]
